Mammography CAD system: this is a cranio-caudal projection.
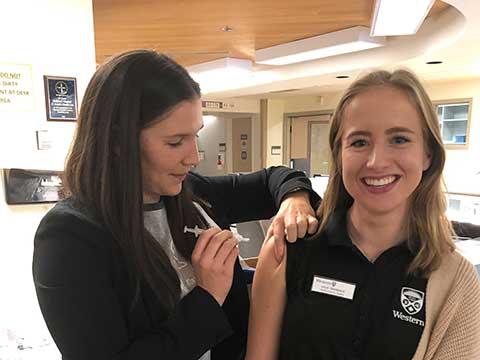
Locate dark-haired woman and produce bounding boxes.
[32,50,320,360]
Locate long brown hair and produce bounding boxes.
[64,50,208,311]
[317,69,455,276]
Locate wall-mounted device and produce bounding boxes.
[3,168,65,205]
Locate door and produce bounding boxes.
[289,114,331,176]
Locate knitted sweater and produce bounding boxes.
[412,251,480,360]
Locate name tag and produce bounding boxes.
[311,276,356,300]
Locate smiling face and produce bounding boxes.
[140,98,203,203]
[340,86,431,217]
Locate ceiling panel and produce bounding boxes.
[93,0,450,66]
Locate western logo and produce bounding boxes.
[392,310,425,327]
[400,287,424,315]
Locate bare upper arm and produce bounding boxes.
[245,237,287,360]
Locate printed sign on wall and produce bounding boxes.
[0,63,34,111]
[44,75,78,121]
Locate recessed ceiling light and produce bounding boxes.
[426,61,443,65]
[336,75,349,79]
[221,26,234,32]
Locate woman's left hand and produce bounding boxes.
[265,191,318,263]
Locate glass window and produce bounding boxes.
[435,101,471,145]
[444,104,468,119]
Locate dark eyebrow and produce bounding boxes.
[385,127,415,135]
[166,124,204,138]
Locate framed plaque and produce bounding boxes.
[3,168,65,205]
[44,75,78,121]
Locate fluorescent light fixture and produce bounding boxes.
[255,26,385,66]
[370,0,435,36]
[187,57,252,82]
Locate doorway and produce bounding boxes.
[286,112,332,177]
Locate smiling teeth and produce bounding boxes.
[364,176,396,186]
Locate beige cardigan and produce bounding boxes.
[412,251,480,360]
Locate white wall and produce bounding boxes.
[425,78,480,195]
[196,115,228,176]
[0,0,96,171]
[0,171,56,342]
[0,0,96,349]
[283,93,341,114]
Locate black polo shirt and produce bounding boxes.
[279,210,427,360]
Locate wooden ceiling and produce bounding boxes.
[93,0,449,67]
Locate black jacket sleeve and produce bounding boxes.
[33,209,233,360]
[187,166,321,225]
[452,221,480,239]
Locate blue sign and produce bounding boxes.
[44,76,78,121]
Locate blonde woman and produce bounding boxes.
[246,69,480,360]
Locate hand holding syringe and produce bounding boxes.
[187,226,240,305]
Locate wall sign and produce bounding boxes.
[271,146,282,155]
[201,100,235,110]
[36,130,53,150]
[0,63,34,111]
[202,100,223,110]
[44,75,78,121]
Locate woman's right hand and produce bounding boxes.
[191,228,239,305]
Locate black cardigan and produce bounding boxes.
[33,166,320,360]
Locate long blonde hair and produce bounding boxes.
[317,69,455,276]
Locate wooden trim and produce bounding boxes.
[282,114,291,165]
[93,0,449,66]
[260,99,268,168]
